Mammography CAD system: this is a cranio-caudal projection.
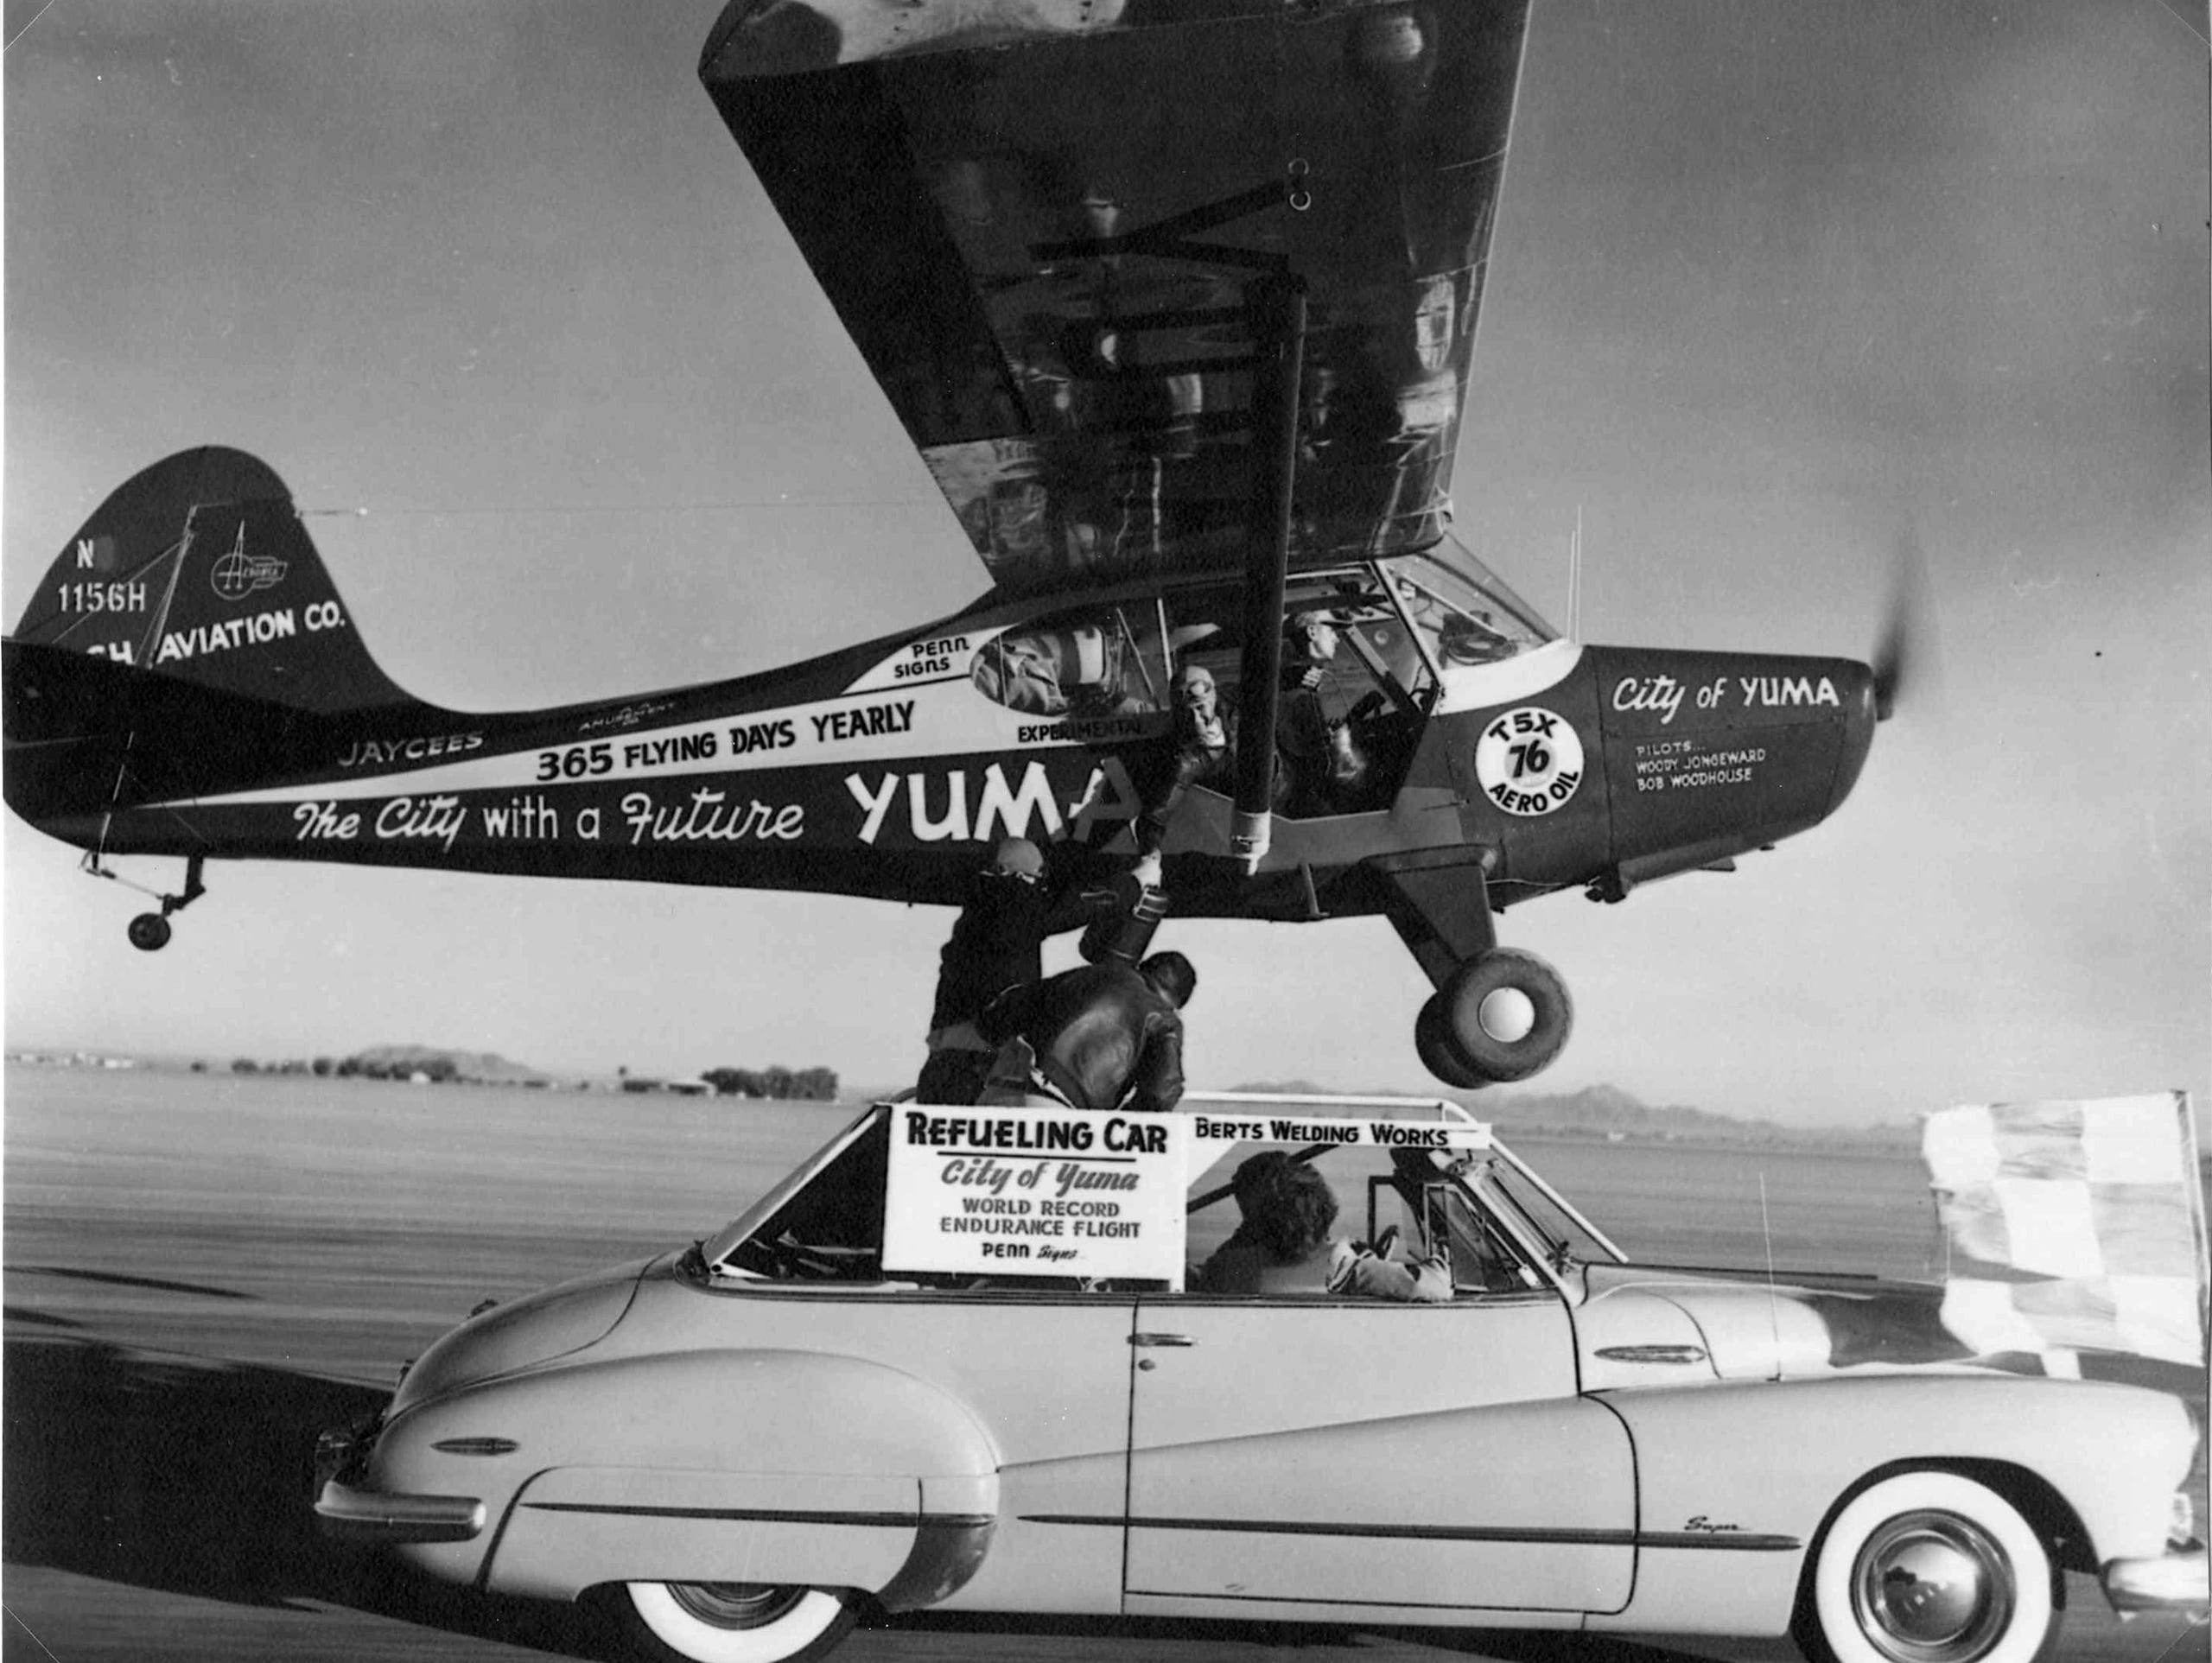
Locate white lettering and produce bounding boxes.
[846,772,899,844]
[908,771,971,841]
[1611,675,1687,726]
[974,760,1063,843]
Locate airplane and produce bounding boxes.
[1,0,1905,1089]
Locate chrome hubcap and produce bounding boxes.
[1853,1510,2013,1662]
[1476,987,1536,1043]
[668,1583,809,1631]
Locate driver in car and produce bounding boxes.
[1196,1150,1452,1301]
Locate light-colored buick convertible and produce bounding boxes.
[316,1095,2206,1663]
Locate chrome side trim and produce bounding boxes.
[1023,1514,1798,1552]
[315,1479,485,1544]
[1592,1344,1708,1365]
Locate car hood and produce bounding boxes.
[1576,1262,1983,1387]
[391,1254,660,1412]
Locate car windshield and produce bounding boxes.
[702,1099,1563,1298]
[1478,1147,1627,1272]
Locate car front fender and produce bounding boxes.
[1590,1372,2196,1635]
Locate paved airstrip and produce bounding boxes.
[3,1066,2201,1662]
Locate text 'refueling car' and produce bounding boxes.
[316,1095,2209,1663]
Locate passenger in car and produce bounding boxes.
[1195,1150,1452,1301]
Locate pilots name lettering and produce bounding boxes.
[1633,746,1766,791]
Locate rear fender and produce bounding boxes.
[381,1349,999,1605]
[485,1463,995,1605]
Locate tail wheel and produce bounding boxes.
[621,1581,857,1663]
[1796,1472,2061,1663]
[1434,949,1573,1085]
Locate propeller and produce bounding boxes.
[1872,524,1935,723]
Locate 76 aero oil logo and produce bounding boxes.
[1473,707,1584,816]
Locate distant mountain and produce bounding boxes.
[350,1044,550,1086]
[1478,1084,1919,1150]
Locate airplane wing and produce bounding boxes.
[700,0,1533,597]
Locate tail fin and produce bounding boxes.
[10,446,411,714]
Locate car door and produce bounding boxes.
[1122,1290,1635,1615]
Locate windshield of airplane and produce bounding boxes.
[1380,543,1555,670]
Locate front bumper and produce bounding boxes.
[2102,1546,2209,1614]
[315,1478,485,1545]
[314,1412,483,1545]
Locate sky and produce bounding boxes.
[4,0,2206,1127]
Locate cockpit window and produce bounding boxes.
[971,600,1171,720]
[1382,544,1555,670]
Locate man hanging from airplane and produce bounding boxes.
[915,836,1094,1106]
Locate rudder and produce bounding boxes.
[10,446,413,714]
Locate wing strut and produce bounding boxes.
[1229,273,1307,873]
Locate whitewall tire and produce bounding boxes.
[622,1581,857,1663]
[1799,1471,2060,1663]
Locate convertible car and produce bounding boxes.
[316,1095,2207,1663]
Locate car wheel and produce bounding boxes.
[622,1580,857,1663]
[1436,949,1573,1084]
[1796,1471,2061,1663]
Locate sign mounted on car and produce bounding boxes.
[884,1106,1186,1281]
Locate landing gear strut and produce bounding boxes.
[85,851,207,951]
[1374,849,1576,1089]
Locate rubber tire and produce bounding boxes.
[621,1582,857,1663]
[128,912,173,952]
[1795,1472,2061,1663]
[1414,995,1490,1089]
[1435,949,1573,1085]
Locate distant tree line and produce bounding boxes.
[699,1065,839,1101]
[231,1055,463,1080]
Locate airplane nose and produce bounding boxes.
[1826,658,1879,817]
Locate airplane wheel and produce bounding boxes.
[128,913,173,952]
[1437,949,1572,1084]
[1414,997,1488,1089]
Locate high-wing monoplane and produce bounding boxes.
[2,0,1898,1088]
